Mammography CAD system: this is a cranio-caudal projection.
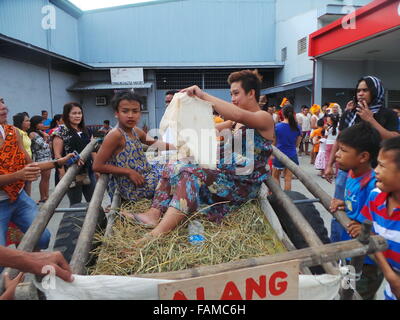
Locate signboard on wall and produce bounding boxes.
[158,260,299,300]
[110,68,144,85]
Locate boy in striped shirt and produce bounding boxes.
[361,136,400,300]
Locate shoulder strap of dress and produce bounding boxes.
[117,127,129,139]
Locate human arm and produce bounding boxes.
[215,120,234,132]
[0,272,25,300]
[35,153,78,171]
[92,130,145,186]
[329,198,345,213]
[296,132,302,148]
[374,251,400,299]
[52,136,66,178]
[347,220,362,238]
[134,127,176,151]
[296,114,303,126]
[0,163,41,186]
[310,116,317,130]
[181,86,274,135]
[15,128,32,164]
[0,247,73,283]
[356,101,399,139]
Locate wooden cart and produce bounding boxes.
[1,140,388,300]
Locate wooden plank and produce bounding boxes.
[264,176,337,275]
[259,184,311,274]
[104,190,121,238]
[0,139,99,287]
[340,220,373,300]
[70,174,109,275]
[272,146,378,264]
[272,146,351,228]
[136,235,387,280]
[159,260,300,300]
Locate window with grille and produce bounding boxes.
[156,70,273,90]
[297,37,307,55]
[156,71,202,90]
[281,47,287,61]
[388,90,400,109]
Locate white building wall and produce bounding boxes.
[275,9,318,86]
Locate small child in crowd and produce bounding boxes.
[311,119,325,176]
[360,136,400,300]
[329,122,383,300]
[324,114,339,174]
[93,91,174,205]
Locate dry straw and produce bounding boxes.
[89,199,287,276]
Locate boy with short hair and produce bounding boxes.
[360,136,400,300]
[329,121,383,299]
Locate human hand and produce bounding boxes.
[324,165,335,184]
[16,163,41,182]
[0,272,25,300]
[58,153,83,167]
[356,100,374,122]
[329,198,345,213]
[20,251,74,283]
[180,85,205,100]
[347,220,362,238]
[388,274,400,300]
[43,132,50,141]
[345,100,355,111]
[128,169,145,186]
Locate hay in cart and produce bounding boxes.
[89,199,287,276]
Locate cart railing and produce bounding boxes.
[1,143,388,301]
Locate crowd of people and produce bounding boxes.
[260,75,400,299]
[1,72,400,300]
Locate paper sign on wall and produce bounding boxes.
[110,68,144,85]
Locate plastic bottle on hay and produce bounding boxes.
[188,220,205,245]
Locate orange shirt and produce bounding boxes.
[310,127,323,153]
[0,125,26,202]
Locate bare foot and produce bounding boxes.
[120,208,161,227]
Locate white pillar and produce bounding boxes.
[313,59,323,105]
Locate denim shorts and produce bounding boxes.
[0,190,51,248]
[334,169,348,201]
[273,154,299,170]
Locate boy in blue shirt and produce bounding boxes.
[329,121,383,299]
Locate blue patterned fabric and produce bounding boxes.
[108,128,162,201]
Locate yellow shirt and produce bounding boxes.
[214,116,224,124]
[17,128,32,158]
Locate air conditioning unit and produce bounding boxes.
[96,96,108,106]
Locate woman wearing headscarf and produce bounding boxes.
[326,76,399,183]
[325,76,399,251]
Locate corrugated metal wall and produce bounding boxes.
[0,0,80,60]
[78,0,276,64]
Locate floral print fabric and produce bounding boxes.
[151,126,272,223]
